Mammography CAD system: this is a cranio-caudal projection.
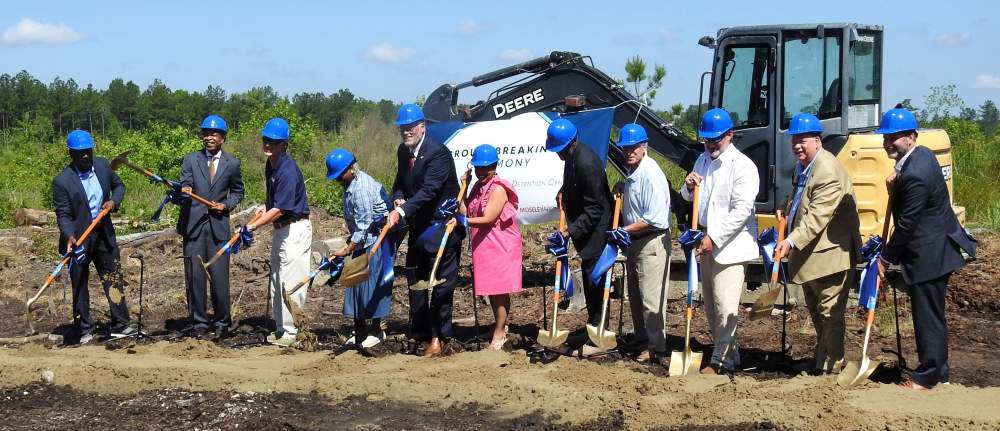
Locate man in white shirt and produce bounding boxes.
[681,108,760,374]
[614,123,672,364]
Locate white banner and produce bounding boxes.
[445,112,561,225]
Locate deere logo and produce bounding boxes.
[492,89,545,119]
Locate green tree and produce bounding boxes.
[923,84,965,123]
[107,78,140,129]
[624,55,666,105]
[979,99,999,138]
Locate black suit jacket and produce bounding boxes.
[178,150,244,242]
[52,157,125,253]
[560,143,613,260]
[392,135,460,238]
[882,145,976,284]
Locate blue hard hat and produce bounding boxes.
[261,117,290,141]
[545,118,577,152]
[875,108,918,134]
[66,129,94,150]
[788,113,823,136]
[470,144,499,167]
[200,114,228,134]
[395,103,425,126]
[616,123,648,148]
[325,148,355,180]
[698,108,734,140]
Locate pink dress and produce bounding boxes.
[468,176,523,296]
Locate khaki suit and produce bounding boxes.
[786,149,861,372]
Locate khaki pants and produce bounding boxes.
[701,257,746,370]
[802,270,850,372]
[625,232,671,353]
[270,219,312,335]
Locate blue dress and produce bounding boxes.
[342,170,394,319]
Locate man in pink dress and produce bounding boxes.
[462,144,522,351]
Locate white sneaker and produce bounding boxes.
[78,333,93,345]
[270,333,297,347]
[361,331,385,348]
[344,334,356,346]
[111,325,138,338]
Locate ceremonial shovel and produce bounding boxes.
[839,200,894,387]
[110,151,220,209]
[198,212,264,282]
[585,193,624,350]
[339,223,392,287]
[25,205,113,334]
[669,184,704,377]
[537,205,569,348]
[748,212,788,321]
[410,169,471,292]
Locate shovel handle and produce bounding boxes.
[690,184,701,231]
[611,193,623,230]
[369,223,392,256]
[27,205,113,310]
[117,155,221,208]
[881,192,893,240]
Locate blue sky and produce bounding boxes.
[2,0,998,112]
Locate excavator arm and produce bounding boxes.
[422,51,703,173]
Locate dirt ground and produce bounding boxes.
[1,210,999,430]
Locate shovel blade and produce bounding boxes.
[585,324,617,351]
[408,281,431,291]
[536,330,569,348]
[339,269,369,287]
[748,285,782,321]
[837,357,878,387]
[668,349,703,376]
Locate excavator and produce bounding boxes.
[422,22,964,238]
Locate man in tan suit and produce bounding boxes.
[775,113,861,374]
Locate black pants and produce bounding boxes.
[183,223,232,330]
[69,234,129,335]
[406,236,461,340]
[908,273,951,387]
[580,256,604,327]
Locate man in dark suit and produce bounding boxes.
[546,119,613,341]
[178,115,244,339]
[876,108,977,390]
[52,129,132,345]
[385,103,461,357]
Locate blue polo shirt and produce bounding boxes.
[265,153,310,222]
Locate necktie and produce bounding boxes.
[208,158,216,184]
[408,155,416,171]
[787,171,808,231]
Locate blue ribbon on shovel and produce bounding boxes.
[150,179,191,222]
[545,232,575,297]
[678,229,705,300]
[858,235,884,310]
[415,198,466,252]
[589,227,632,284]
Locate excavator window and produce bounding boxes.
[719,45,771,128]
[781,32,842,127]
[847,31,883,129]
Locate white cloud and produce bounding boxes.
[364,42,414,64]
[932,32,970,46]
[974,74,1000,89]
[498,49,532,62]
[1,18,82,45]
[457,19,484,35]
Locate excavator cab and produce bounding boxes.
[703,23,884,218]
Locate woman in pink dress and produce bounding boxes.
[462,144,523,351]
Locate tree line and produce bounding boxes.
[0,70,400,142]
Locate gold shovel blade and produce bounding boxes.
[837,358,878,387]
[748,285,782,321]
[537,329,569,348]
[668,349,703,376]
[585,324,617,351]
[338,254,370,287]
